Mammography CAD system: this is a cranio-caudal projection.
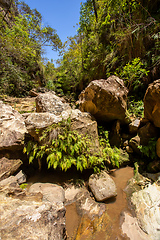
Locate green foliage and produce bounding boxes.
[0,1,62,96]
[56,0,159,96]
[138,138,157,160]
[24,118,105,172]
[24,119,122,173]
[19,183,28,189]
[98,126,121,168]
[116,58,149,91]
[128,100,144,118]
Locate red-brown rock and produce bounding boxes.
[144,79,160,127]
[78,76,129,124]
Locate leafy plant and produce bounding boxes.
[24,118,106,172]
[98,126,121,168]
[128,100,144,118]
[20,183,28,189]
[116,58,149,91]
[138,138,157,160]
[24,119,122,173]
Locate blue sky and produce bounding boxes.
[23,0,85,64]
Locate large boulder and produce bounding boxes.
[0,193,66,240]
[131,183,160,240]
[144,79,160,128]
[24,109,99,151]
[35,92,71,114]
[0,101,27,151]
[78,76,129,124]
[74,189,112,240]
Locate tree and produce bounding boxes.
[0,0,62,96]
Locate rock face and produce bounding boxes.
[0,157,22,181]
[121,212,150,240]
[89,171,117,201]
[0,194,66,240]
[25,109,99,152]
[78,76,129,124]
[144,79,160,128]
[24,112,61,141]
[131,183,160,240]
[36,92,71,114]
[74,188,112,240]
[0,101,27,150]
[29,183,65,204]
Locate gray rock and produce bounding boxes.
[65,185,83,203]
[121,212,151,240]
[25,109,99,153]
[0,175,19,188]
[0,194,66,240]
[0,157,22,181]
[15,170,27,185]
[129,119,140,134]
[0,101,27,150]
[29,183,65,204]
[36,92,71,115]
[131,183,160,240]
[89,171,117,201]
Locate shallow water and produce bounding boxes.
[27,166,134,240]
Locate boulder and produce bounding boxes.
[156,138,160,158]
[129,119,140,135]
[131,183,160,240]
[24,112,61,141]
[35,92,71,114]
[0,101,27,150]
[0,157,22,181]
[15,170,27,185]
[29,183,65,204]
[129,135,142,155]
[25,109,99,152]
[144,79,160,127]
[109,120,122,147]
[89,171,117,201]
[138,122,158,145]
[121,212,150,240]
[0,193,66,240]
[78,76,129,124]
[74,188,112,240]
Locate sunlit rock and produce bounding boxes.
[0,101,27,150]
[78,75,129,124]
[36,92,71,114]
[89,171,117,202]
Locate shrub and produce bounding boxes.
[138,138,157,160]
[24,119,122,173]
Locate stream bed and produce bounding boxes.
[27,166,134,240]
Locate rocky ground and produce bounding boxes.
[1,76,160,239]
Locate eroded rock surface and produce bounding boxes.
[0,101,27,150]
[36,92,71,114]
[0,194,66,240]
[131,183,160,240]
[144,79,160,127]
[0,157,22,181]
[89,171,117,201]
[24,109,99,152]
[29,182,65,204]
[78,75,129,124]
[74,188,112,240]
